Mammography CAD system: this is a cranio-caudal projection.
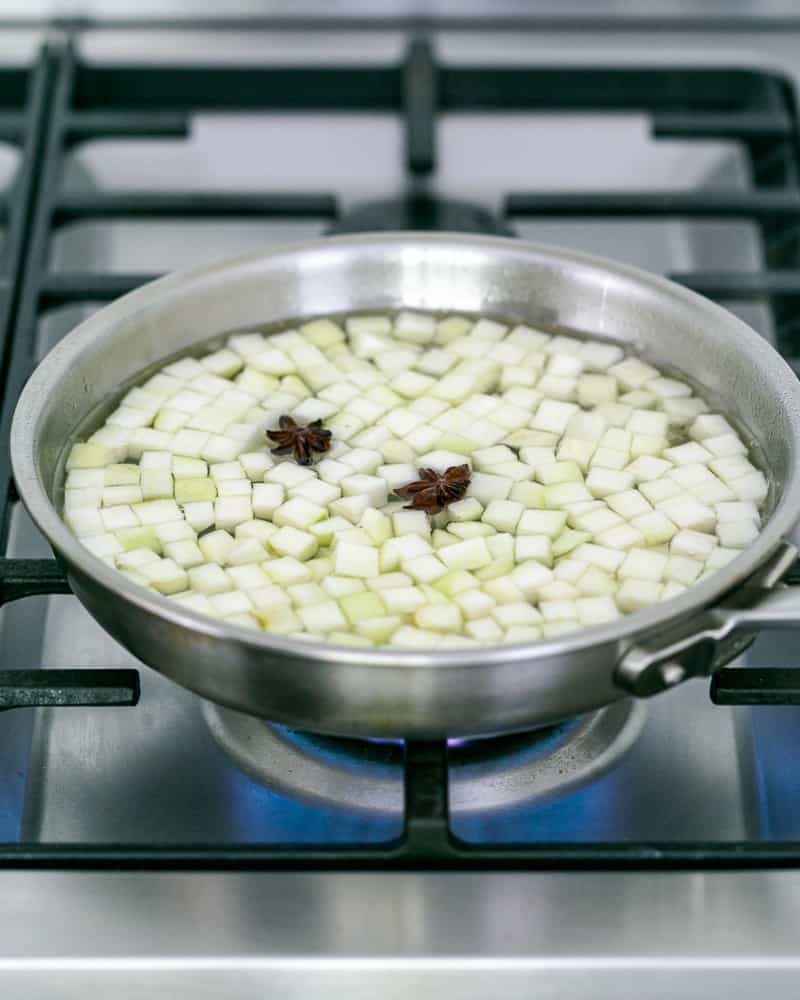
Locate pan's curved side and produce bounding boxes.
[11,234,800,737]
[63,554,624,739]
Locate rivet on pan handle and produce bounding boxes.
[614,541,800,698]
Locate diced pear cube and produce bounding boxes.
[491,602,542,629]
[617,579,662,612]
[467,472,513,506]
[626,456,673,483]
[163,539,205,569]
[716,500,760,525]
[334,542,379,578]
[586,468,635,498]
[115,526,162,553]
[265,463,316,489]
[270,526,318,562]
[154,521,195,545]
[596,523,644,550]
[64,487,103,511]
[131,499,181,525]
[139,470,173,500]
[171,456,207,479]
[414,603,462,633]
[510,560,554,597]
[263,557,312,586]
[716,520,759,548]
[514,535,552,565]
[196,529,232,565]
[287,582,327,607]
[227,564,270,591]
[689,414,735,441]
[403,554,448,583]
[517,509,567,538]
[83,533,124,559]
[590,447,629,471]
[95,487,141,517]
[227,538,269,566]
[214,497,253,532]
[509,481,546,508]
[575,565,616,597]
[273,497,327,531]
[361,507,393,545]
[543,482,593,508]
[66,442,114,470]
[630,511,677,545]
[728,471,768,503]
[573,543,625,573]
[605,489,651,519]
[482,499,524,533]
[618,547,667,582]
[657,496,715,533]
[438,537,491,571]
[329,494,372,524]
[339,591,386,624]
[575,596,620,625]
[539,599,577,622]
[174,477,217,503]
[640,478,682,504]
[391,509,431,537]
[664,554,703,585]
[209,590,254,618]
[569,507,621,533]
[551,529,592,558]
[381,586,426,614]
[238,452,275,481]
[143,558,188,595]
[464,616,503,642]
[322,576,367,598]
[670,529,718,560]
[171,429,209,458]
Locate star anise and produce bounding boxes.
[266,415,332,466]
[395,465,471,515]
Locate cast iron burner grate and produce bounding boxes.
[202,700,647,815]
[2,29,800,868]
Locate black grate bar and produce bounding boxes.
[0,558,70,604]
[65,110,190,142]
[440,67,786,111]
[651,109,793,139]
[0,112,26,141]
[711,668,800,706]
[0,48,62,550]
[404,38,437,175]
[669,270,800,298]
[55,191,339,223]
[74,64,401,111]
[0,669,139,712]
[505,190,800,219]
[40,272,161,305]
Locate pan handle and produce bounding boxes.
[614,541,800,698]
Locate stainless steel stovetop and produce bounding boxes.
[4,5,800,995]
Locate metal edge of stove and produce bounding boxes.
[2,869,800,997]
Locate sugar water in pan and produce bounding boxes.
[60,309,769,649]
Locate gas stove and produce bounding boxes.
[4,6,800,995]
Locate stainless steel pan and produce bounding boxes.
[11,234,800,738]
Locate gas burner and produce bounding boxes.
[326,195,514,235]
[202,700,646,815]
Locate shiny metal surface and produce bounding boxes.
[3,870,800,998]
[11,233,800,737]
[202,699,647,815]
[16,601,756,844]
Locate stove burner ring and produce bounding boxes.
[202,700,646,815]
